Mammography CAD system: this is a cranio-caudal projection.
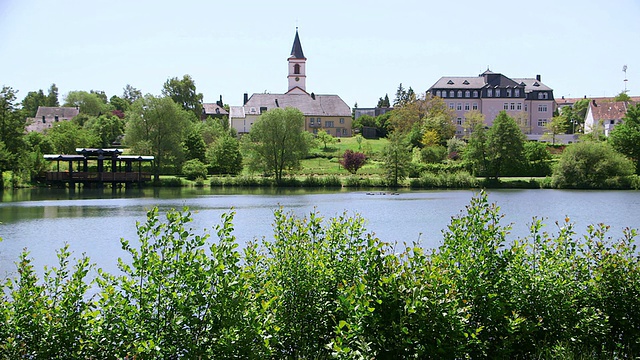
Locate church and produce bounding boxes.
[229,30,352,137]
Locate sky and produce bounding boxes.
[1,0,639,108]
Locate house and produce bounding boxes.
[427,70,556,138]
[201,95,228,120]
[229,29,352,137]
[584,99,634,136]
[25,106,80,133]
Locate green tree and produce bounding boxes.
[183,128,207,162]
[63,91,110,116]
[84,114,125,148]
[382,131,412,187]
[46,120,99,154]
[316,129,336,150]
[552,141,634,188]
[393,83,407,107]
[609,103,640,174]
[243,107,311,183]
[122,84,142,104]
[109,95,129,112]
[615,91,631,102]
[207,135,243,175]
[181,158,208,180]
[463,121,489,176]
[124,95,194,181]
[523,141,552,176]
[485,111,526,179]
[377,94,390,108]
[0,86,26,187]
[545,115,569,145]
[162,75,203,120]
[571,98,590,133]
[46,83,59,106]
[21,89,47,117]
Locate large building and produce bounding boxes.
[427,70,556,136]
[229,30,352,137]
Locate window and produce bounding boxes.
[538,119,548,127]
[457,103,462,111]
[510,103,515,110]
[495,89,501,97]
[260,106,267,114]
[504,103,509,110]
[538,92,548,100]
[294,64,301,74]
[342,128,347,135]
[487,89,493,97]
[325,121,334,127]
[449,102,455,109]
[340,118,345,124]
[441,91,446,98]
[538,104,548,112]
[506,89,511,97]
[42,116,46,123]
[465,90,470,98]
[473,90,478,98]
[449,90,454,97]
[517,103,522,111]
[524,104,528,112]
[457,117,463,125]
[436,90,441,97]
[515,89,520,97]
[317,117,322,125]
[472,103,478,110]
[464,103,470,111]
[457,90,462,98]
[310,118,314,125]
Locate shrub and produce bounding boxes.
[182,159,208,180]
[339,150,367,174]
[552,141,635,188]
[420,145,447,164]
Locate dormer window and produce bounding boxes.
[473,90,478,98]
[457,90,462,97]
[463,80,470,85]
[42,116,46,123]
[515,89,520,97]
[533,82,540,87]
[449,90,454,97]
[495,89,501,97]
[436,90,441,97]
[465,90,470,97]
[294,64,301,75]
[55,115,59,122]
[447,80,454,85]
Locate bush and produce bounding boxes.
[420,145,447,164]
[552,141,635,188]
[182,159,208,180]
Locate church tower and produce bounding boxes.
[287,28,307,94]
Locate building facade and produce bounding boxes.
[25,106,80,133]
[427,70,555,136]
[229,30,352,137]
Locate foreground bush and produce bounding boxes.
[1,192,639,358]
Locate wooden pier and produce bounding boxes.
[43,148,154,188]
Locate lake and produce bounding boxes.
[1,187,639,279]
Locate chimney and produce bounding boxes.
[216,95,223,107]
[243,93,248,105]
[536,74,541,81]
[592,99,597,106]
[275,99,279,107]
[311,92,316,100]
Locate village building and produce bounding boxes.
[427,70,556,138]
[584,99,636,136]
[229,30,352,137]
[25,106,80,133]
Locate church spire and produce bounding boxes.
[290,28,306,59]
[287,28,307,93]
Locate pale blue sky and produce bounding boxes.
[1,0,639,108]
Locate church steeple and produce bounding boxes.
[287,28,307,94]
[290,29,305,59]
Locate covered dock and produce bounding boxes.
[43,148,154,188]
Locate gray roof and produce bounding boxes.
[229,106,245,118]
[202,103,228,115]
[242,93,351,117]
[512,78,553,92]
[35,106,79,119]
[290,30,305,59]
[429,76,487,89]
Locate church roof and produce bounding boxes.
[290,30,305,59]
[241,93,351,117]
